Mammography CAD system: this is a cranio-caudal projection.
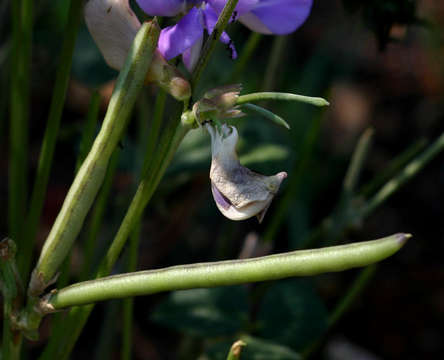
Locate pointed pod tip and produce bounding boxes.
[396,233,412,246]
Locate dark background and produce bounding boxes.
[0,0,443,358]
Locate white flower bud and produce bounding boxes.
[84,0,191,101]
[85,0,141,70]
[207,123,287,223]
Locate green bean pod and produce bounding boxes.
[42,233,409,311]
[29,20,160,296]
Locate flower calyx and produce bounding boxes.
[193,84,244,125]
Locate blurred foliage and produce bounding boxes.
[342,0,420,50]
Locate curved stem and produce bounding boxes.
[43,234,409,311]
[237,92,329,107]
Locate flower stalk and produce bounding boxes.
[192,0,240,87]
[40,234,409,311]
[28,20,160,296]
[237,92,330,107]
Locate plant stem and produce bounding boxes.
[28,21,160,296]
[80,150,121,280]
[228,32,261,82]
[343,128,374,195]
[262,36,287,92]
[9,0,33,243]
[242,103,290,129]
[192,0,240,88]
[263,113,322,243]
[360,137,427,197]
[361,131,444,218]
[19,0,83,281]
[121,223,141,360]
[237,92,329,107]
[43,234,409,310]
[75,91,102,173]
[1,239,23,359]
[39,114,191,360]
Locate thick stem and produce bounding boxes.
[42,234,409,310]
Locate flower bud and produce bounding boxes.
[85,0,190,101]
[85,0,141,70]
[193,85,244,124]
[144,50,191,101]
[207,123,287,222]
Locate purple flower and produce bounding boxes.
[136,0,313,70]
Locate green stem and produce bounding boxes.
[226,340,247,360]
[261,36,287,92]
[263,113,322,243]
[20,0,83,281]
[28,21,160,295]
[228,33,262,82]
[361,131,444,218]
[141,90,167,175]
[80,150,121,280]
[237,92,329,107]
[76,91,102,173]
[43,234,409,310]
[121,223,141,360]
[321,128,374,246]
[242,103,290,130]
[342,128,374,195]
[9,0,32,242]
[191,0,240,88]
[328,265,377,327]
[1,239,23,359]
[39,116,191,360]
[360,138,427,197]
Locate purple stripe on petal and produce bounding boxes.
[158,7,204,60]
[211,182,232,210]
[136,0,185,16]
[203,5,237,59]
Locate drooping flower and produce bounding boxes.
[84,0,191,100]
[136,0,313,70]
[207,123,287,222]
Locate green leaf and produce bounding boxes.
[242,103,290,130]
[240,144,289,168]
[257,279,328,350]
[205,336,301,360]
[151,286,249,337]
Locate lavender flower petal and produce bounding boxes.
[208,0,259,15]
[182,33,203,71]
[136,0,185,16]
[239,0,313,35]
[158,7,204,60]
[211,182,232,210]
